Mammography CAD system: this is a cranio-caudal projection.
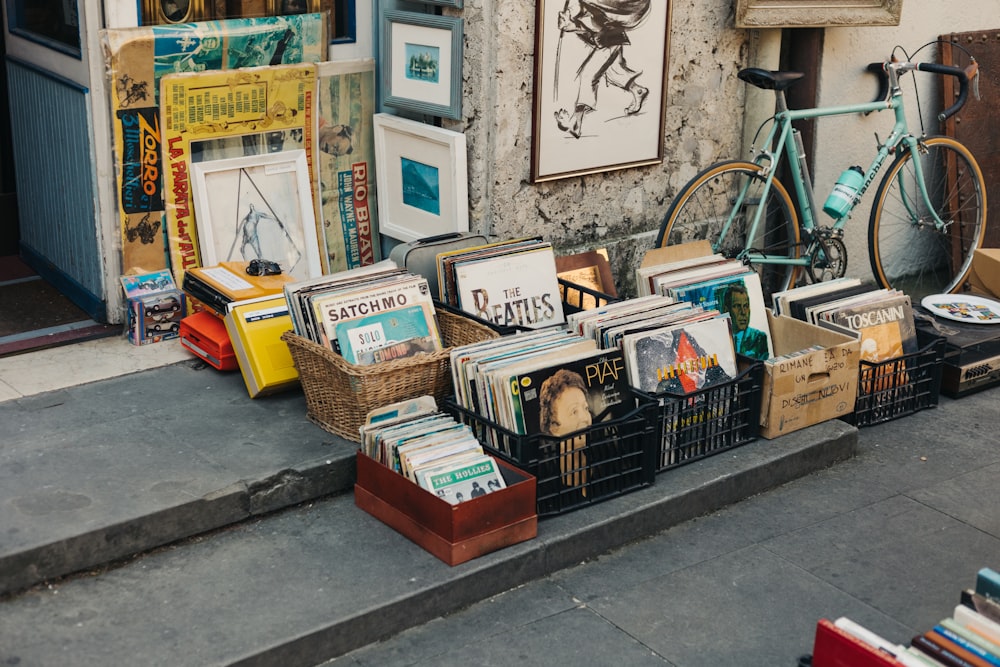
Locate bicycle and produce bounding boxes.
[655,43,986,304]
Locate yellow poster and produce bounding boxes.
[103,14,327,275]
[160,63,321,284]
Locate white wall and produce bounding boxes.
[814,3,1000,283]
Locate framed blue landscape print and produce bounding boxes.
[372,113,469,243]
[380,9,463,120]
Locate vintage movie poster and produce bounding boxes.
[160,62,321,283]
[103,13,327,275]
[316,58,379,272]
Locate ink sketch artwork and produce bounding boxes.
[531,0,671,182]
[401,158,441,215]
[191,150,322,281]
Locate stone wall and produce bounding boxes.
[444,0,752,296]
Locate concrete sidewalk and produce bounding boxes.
[0,339,996,665]
[334,387,1000,666]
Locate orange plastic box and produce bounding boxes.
[354,452,537,566]
[179,311,238,371]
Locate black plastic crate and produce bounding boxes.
[443,398,658,517]
[845,328,945,427]
[558,278,619,314]
[633,361,764,472]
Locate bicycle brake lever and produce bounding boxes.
[970,60,981,101]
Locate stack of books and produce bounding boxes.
[810,567,1000,667]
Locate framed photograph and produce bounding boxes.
[735,0,903,27]
[141,0,212,25]
[190,150,323,281]
[531,1,671,183]
[372,113,469,243]
[380,10,464,120]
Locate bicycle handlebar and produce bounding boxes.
[919,61,978,121]
[866,59,979,122]
[866,62,890,107]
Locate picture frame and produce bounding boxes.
[372,113,469,243]
[190,150,323,281]
[380,10,464,120]
[735,0,903,28]
[141,0,212,25]
[556,249,618,311]
[530,1,671,183]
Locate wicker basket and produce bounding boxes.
[281,308,501,442]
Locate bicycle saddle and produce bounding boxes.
[738,68,805,91]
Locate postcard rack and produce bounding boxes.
[844,328,946,428]
[443,398,659,517]
[633,361,764,473]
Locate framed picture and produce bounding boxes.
[141,0,212,25]
[380,10,464,120]
[735,0,903,27]
[530,1,671,183]
[372,113,469,243]
[190,150,323,281]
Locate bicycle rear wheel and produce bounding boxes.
[869,136,986,302]
[656,161,800,302]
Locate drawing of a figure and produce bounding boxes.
[230,203,302,274]
[553,0,652,138]
[116,74,149,107]
[124,212,162,245]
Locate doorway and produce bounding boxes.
[0,8,118,356]
[0,25,17,255]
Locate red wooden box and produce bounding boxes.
[354,452,537,566]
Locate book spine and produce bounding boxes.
[911,634,980,667]
[812,619,905,667]
[935,624,1000,666]
[920,630,991,667]
[962,590,1000,626]
[978,569,1000,603]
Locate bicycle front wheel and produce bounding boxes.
[869,136,986,302]
[656,161,800,302]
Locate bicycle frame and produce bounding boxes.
[725,63,941,269]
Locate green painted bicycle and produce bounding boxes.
[656,43,986,304]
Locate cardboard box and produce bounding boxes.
[967,248,1000,298]
[179,311,238,371]
[759,312,861,439]
[354,452,537,566]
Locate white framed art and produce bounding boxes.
[372,113,469,243]
[190,149,323,281]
